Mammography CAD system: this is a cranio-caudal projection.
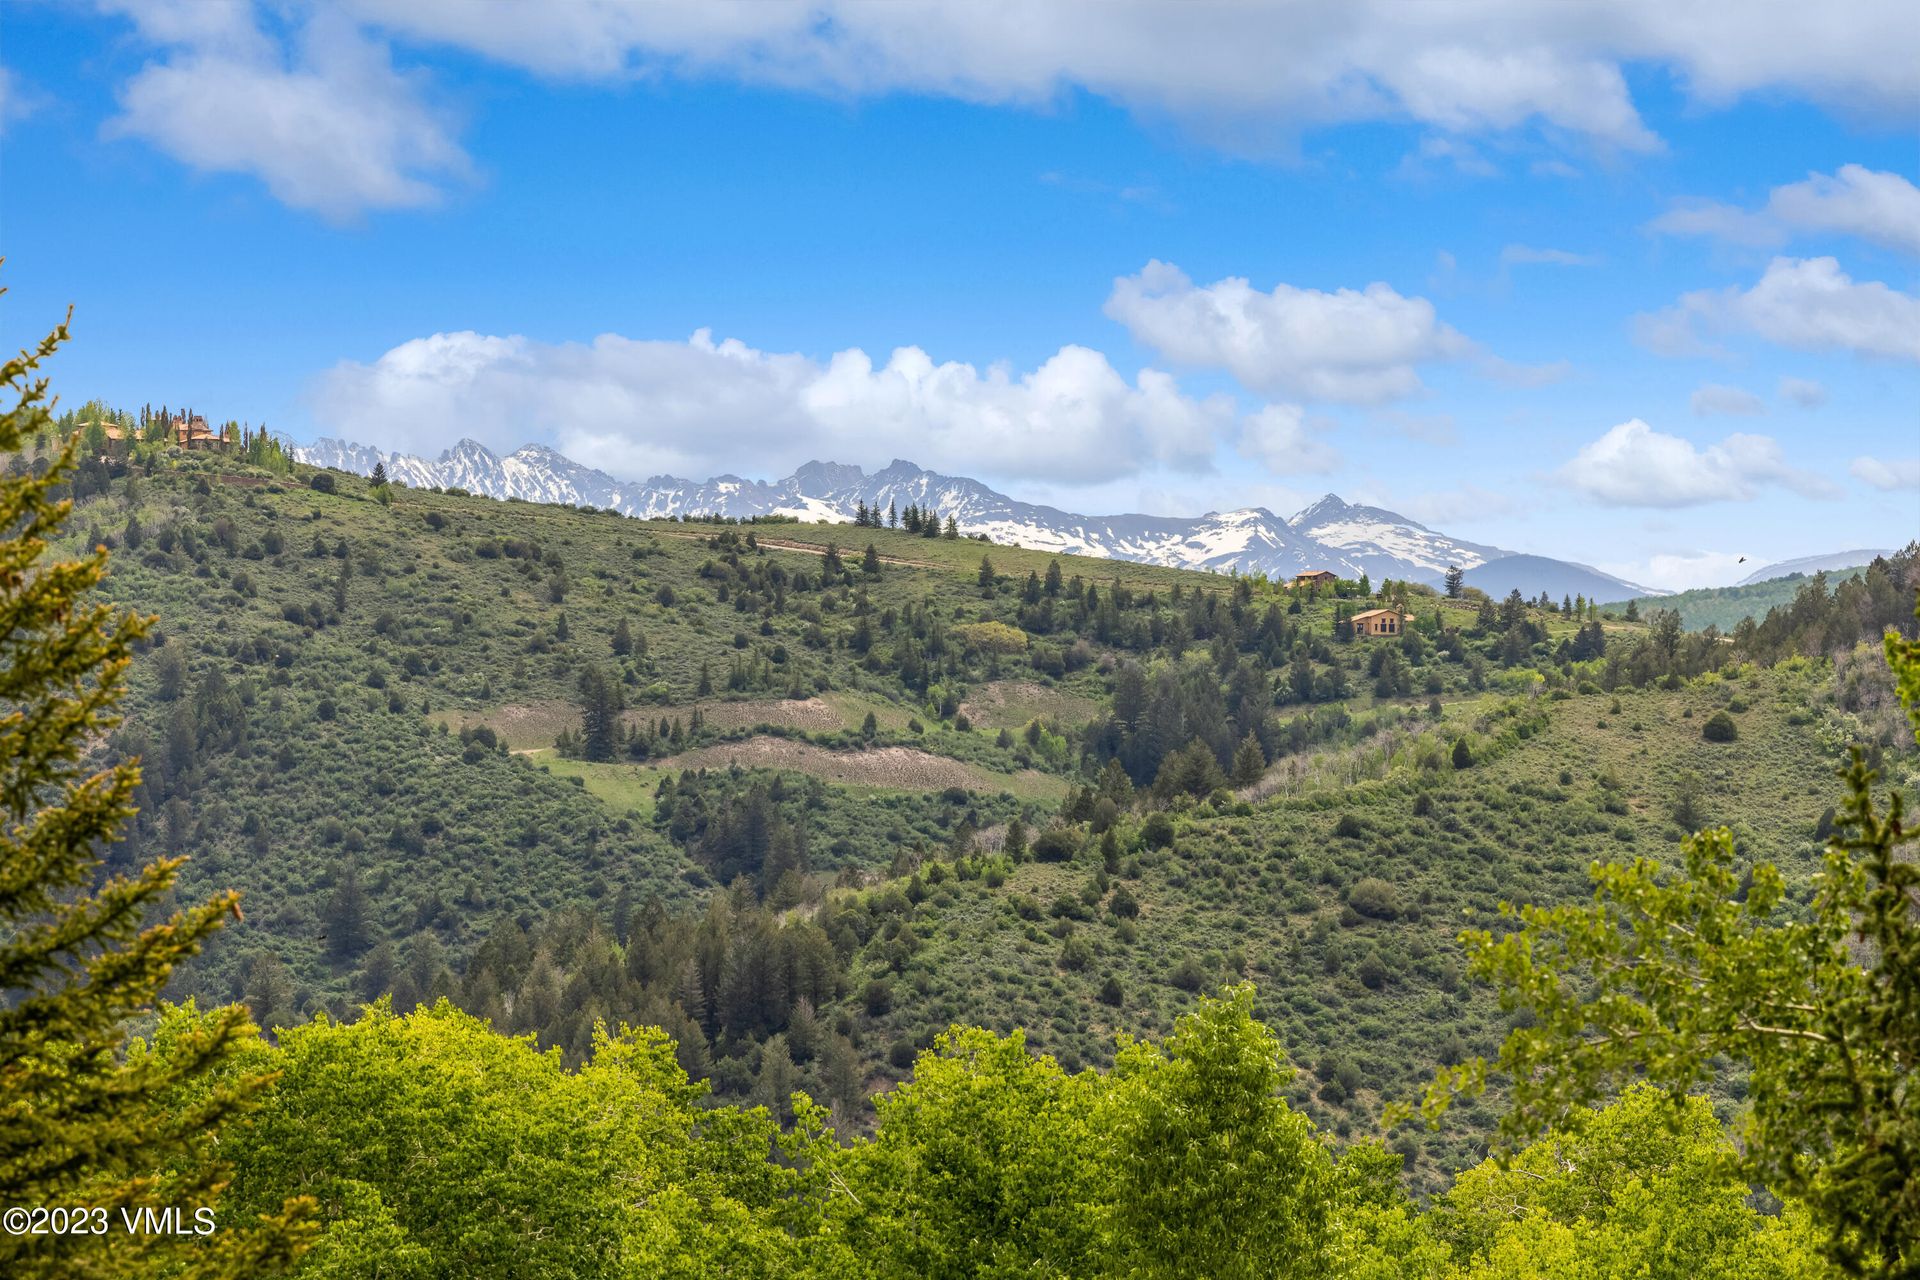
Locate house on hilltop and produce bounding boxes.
[1351,607,1411,637]
[1292,570,1338,589]
[163,412,229,452]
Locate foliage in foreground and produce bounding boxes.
[181,986,1834,1280]
[0,297,309,1276]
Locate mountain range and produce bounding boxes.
[293,436,1655,600]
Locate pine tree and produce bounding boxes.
[863,544,882,576]
[1444,565,1464,598]
[578,665,623,762]
[1230,733,1267,785]
[370,460,387,486]
[978,555,996,596]
[612,617,633,656]
[0,300,311,1274]
[324,864,369,960]
[1044,559,1063,596]
[887,501,897,529]
[944,515,959,539]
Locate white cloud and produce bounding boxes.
[1850,455,1920,491]
[1236,404,1342,475]
[1777,376,1828,408]
[100,3,468,221]
[1598,550,1753,592]
[310,328,1243,486]
[1646,200,1785,248]
[1649,165,1920,256]
[1104,260,1473,403]
[1500,244,1599,266]
[96,3,1920,216]
[1558,418,1837,506]
[1690,382,1765,416]
[1768,165,1920,255]
[344,0,1920,150]
[1637,257,1920,362]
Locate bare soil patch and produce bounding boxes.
[958,680,1101,729]
[654,735,1063,798]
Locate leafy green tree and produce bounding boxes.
[1437,1085,1833,1278]
[1415,604,1920,1277]
[1103,985,1338,1278]
[218,1002,816,1278]
[0,300,309,1275]
[828,1026,1104,1277]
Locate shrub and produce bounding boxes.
[1032,828,1079,862]
[1702,710,1738,742]
[307,472,335,494]
[1347,877,1400,920]
[1141,812,1174,849]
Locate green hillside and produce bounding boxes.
[1606,561,1894,631]
[12,404,1920,1277]
[31,432,1920,1176]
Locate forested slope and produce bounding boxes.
[29,427,1920,1167]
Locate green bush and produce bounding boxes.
[1702,710,1738,742]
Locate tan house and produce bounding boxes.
[1292,569,1339,589]
[171,414,227,451]
[1351,607,1411,637]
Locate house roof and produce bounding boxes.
[1350,608,1408,622]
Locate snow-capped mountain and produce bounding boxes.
[1287,494,1505,580]
[292,437,1652,595]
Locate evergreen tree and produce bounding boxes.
[0,300,310,1275]
[1044,559,1063,596]
[324,864,370,961]
[578,664,624,762]
[887,500,897,529]
[943,515,959,539]
[978,554,996,596]
[1444,565,1464,598]
[612,617,633,656]
[1230,733,1267,785]
[370,460,387,486]
[862,543,881,576]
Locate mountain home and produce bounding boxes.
[1292,570,1338,589]
[1350,607,1411,637]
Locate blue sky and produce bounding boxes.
[3,1,1916,589]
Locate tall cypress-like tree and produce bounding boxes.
[0,297,311,1274]
[578,664,624,762]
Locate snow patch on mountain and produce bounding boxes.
[292,437,1636,590]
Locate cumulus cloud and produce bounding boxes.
[100,2,468,221]
[1235,405,1342,475]
[310,328,1245,486]
[95,3,1920,217]
[1104,260,1473,403]
[1636,257,1920,362]
[1649,165,1920,256]
[347,0,1920,143]
[1777,376,1828,408]
[1850,455,1920,491]
[1690,382,1765,416]
[1558,418,1837,506]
